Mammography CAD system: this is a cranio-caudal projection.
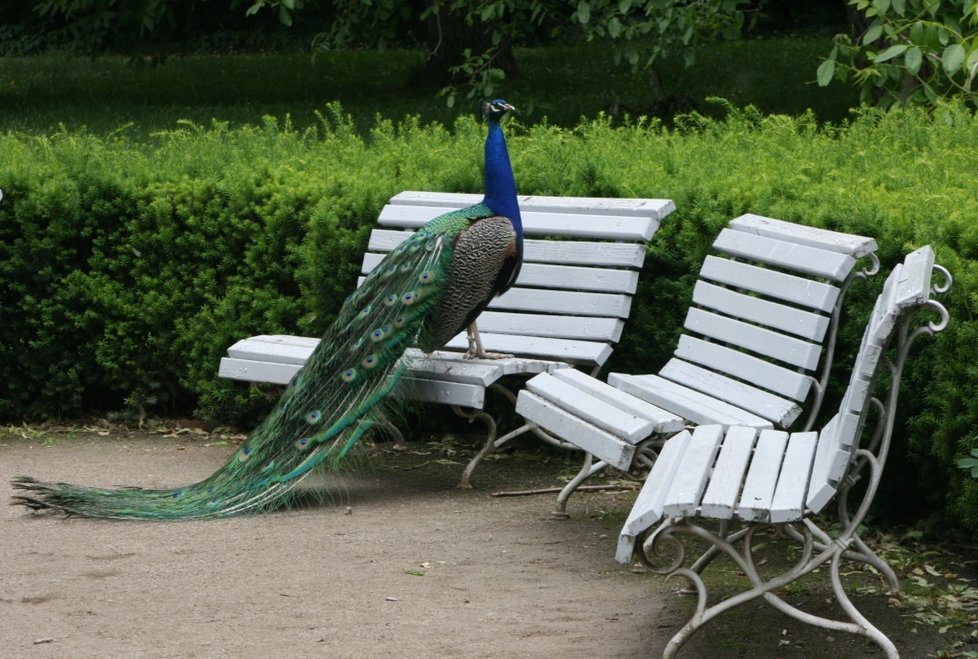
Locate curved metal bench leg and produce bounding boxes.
[552,453,610,519]
[456,407,498,489]
[639,520,900,659]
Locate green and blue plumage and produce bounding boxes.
[12,100,522,519]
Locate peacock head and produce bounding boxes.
[482,99,515,122]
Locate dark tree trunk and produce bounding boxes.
[845,0,870,38]
[421,2,518,85]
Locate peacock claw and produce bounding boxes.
[463,322,512,360]
[464,348,514,360]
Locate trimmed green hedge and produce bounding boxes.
[1,104,976,536]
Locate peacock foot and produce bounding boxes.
[464,347,514,360]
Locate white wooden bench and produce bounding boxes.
[516,214,880,514]
[218,190,675,485]
[615,246,951,658]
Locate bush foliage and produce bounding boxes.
[1,103,977,536]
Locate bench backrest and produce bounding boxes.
[663,214,878,428]
[360,191,674,369]
[806,246,948,512]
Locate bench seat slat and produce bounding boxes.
[700,426,758,518]
[659,359,801,426]
[617,429,693,563]
[692,280,830,341]
[736,429,789,521]
[769,431,818,523]
[663,425,724,516]
[393,376,485,408]
[443,333,612,365]
[608,373,772,428]
[713,228,857,282]
[674,336,813,402]
[219,357,299,385]
[515,392,636,470]
[551,369,684,433]
[526,373,656,442]
[403,349,569,385]
[684,308,821,370]
[698,256,841,313]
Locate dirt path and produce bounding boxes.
[0,432,952,658]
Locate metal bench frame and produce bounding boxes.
[618,247,951,658]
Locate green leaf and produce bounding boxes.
[863,23,884,44]
[910,21,924,45]
[608,16,622,38]
[874,44,909,62]
[892,0,906,14]
[874,0,891,12]
[618,0,632,12]
[577,0,590,24]
[967,47,978,70]
[278,4,292,26]
[943,43,966,73]
[817,58,836,87]
[905,46,923,74]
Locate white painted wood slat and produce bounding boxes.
[367,231,648,268]
[522,239,647,268]
[526,373,656,442]
[492,287,632,317]
[393,376,485,408]
[729,213,878,258]
[737,429,789,521]
[388,190,676,220]
[227,334,317,365]
[662,425,724,516]
[769,432,818,523]
[692,280,830,341]
[442,333,612,365]
[403,349,568,385]
[469,311,624,342]
[698,256,841,312]
[700,426,758,518]
[362,251,639,294]
[551,369,684,434]
[378,204,660,241]
[684,308,822,370]
[352,279,634,319]
[658,359,801,426]
[219,357,299,385]
[617,430,693,564]
[515,392,636,471]
[713,228,856,282]
[608,373,773,428]
[674,336,814,402]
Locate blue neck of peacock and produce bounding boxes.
[482,119,523,241]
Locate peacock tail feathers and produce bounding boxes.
[13,99,522,521]
[12,210,478,519]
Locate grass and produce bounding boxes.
[0,36,856,138]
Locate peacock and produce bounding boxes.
[11,99,523,520]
